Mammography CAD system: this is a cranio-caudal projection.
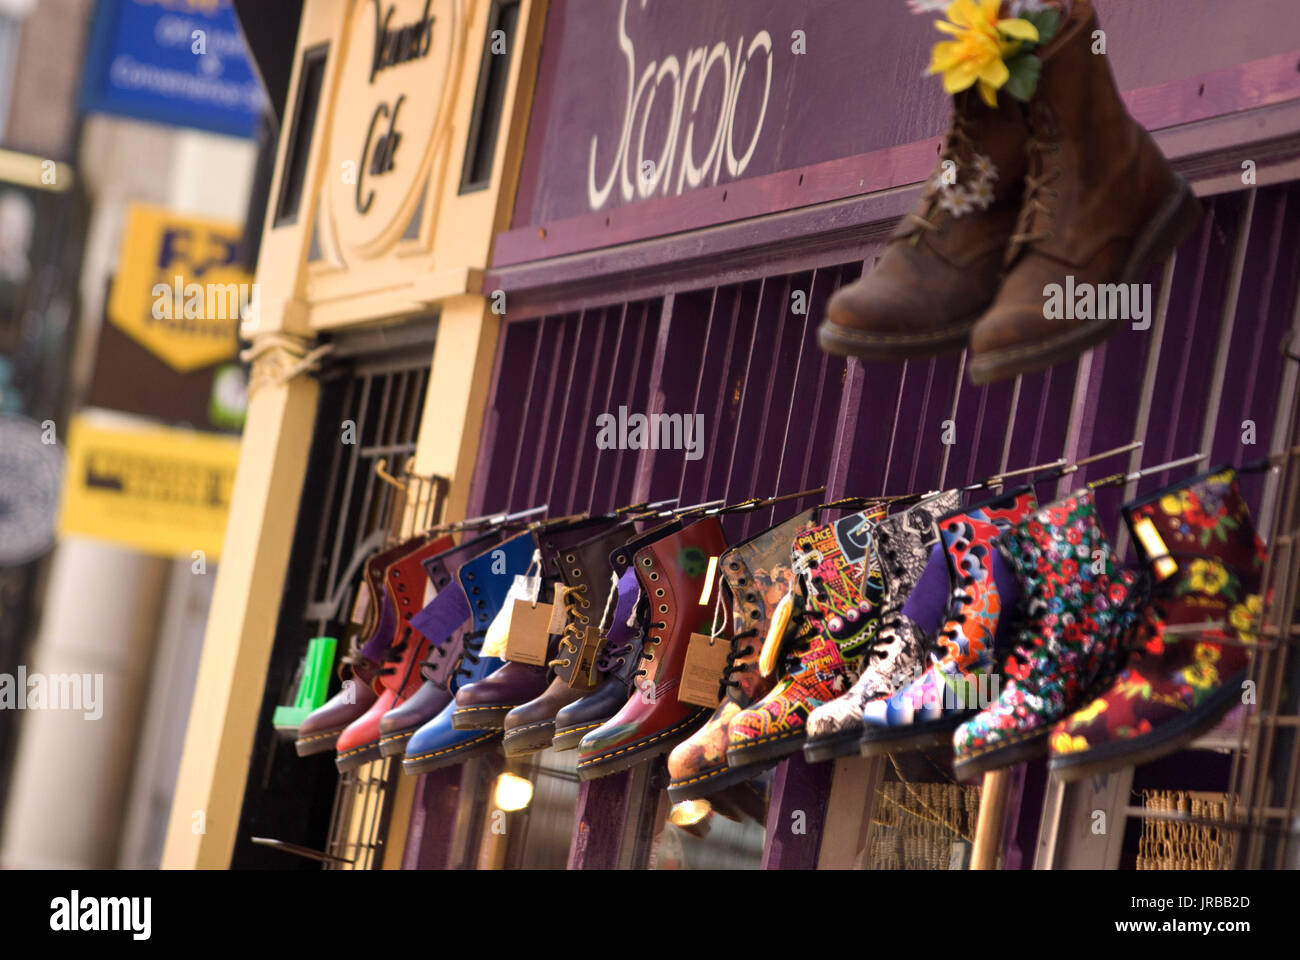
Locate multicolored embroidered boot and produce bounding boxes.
[860,489,1037,755]
[668,509,815,800]
[952,489,1138,781]
[726,506,888,771]
[804,492,960,762]
[1049,468,1265,781]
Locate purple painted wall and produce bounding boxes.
[502,0,1300,265]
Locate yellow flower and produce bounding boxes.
[928,0,1039,107]
[1187,558,1230,595]
[1051,730,1088,755]
[1184,660,1219,691]
[1230,594,1262,644]
[1160,492,1192,515]
[1192,642,1221,664]
[1071,698,1108,725]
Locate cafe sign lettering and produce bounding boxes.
[326,0,460,260]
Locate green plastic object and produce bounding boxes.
[273,636,338,732]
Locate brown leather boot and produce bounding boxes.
[968,0,1202,384]
[818,89,1028,360]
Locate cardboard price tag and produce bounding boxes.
[679,632,731,707]
[569,625,603,687]
[504,599,554,666]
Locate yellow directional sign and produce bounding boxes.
[107,205,253,372]
[59,414,241,559]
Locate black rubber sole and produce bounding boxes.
[968,174,1202,385]
[450,704,514,731]
[667,755,772,803]
[725,726,807,770]
[335,740,383,773]
[551,716,615,752]
[1050,670,1248,783]
[953,728,1050,783]
[294,726,345,757]
[401,732,502,775]
[859,713,970,757]
[502,719,557,757]
[802,726,865,764]
[817,315,975,362]
[576,712,707,781]
[377,727,418,757]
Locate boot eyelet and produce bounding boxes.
[572,569,581,578]
[658,604,668,613]
[641,557,652,567]
[655,588,665,597]
[649,572,659,581]
[616,554,626,564]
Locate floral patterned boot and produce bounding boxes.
[859,489,1037,755]
[726,506,887,772]
[1049,468,1265,781]
[952,489,1138,781]
[803,490,961,762]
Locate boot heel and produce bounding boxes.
[1127,175,1202,283]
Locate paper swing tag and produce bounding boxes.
[486,570,542,660]
[679,633,731,707]
[547,584,572,635]
[504,598,554,666]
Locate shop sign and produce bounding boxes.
[326,0,460,260]
[58,415,241,560]
[79,0,266,139]
[107,205,252,374]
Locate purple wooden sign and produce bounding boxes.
[505,0,1300,265]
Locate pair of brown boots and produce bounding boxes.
[820,0,1201,384]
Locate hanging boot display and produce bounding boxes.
[335,534,456,772]
[818,87,1028,360]
[377,532,500,757]
[860,489,1036,756]
[502,521,638,756]
[575,517,729,780]
[967,0,1202,384]
[451,517,620,731]
[725,506,887,772]
[402,531,536,775]
[804,492,960,762]
[551,519,684,751]
[952,489,1138,781]
[668,509,816,800]
[1049,468,1265,781]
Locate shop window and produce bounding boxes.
[273,43,328,228]
[459,0,520,194]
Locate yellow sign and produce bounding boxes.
[107,205,252,373]
[59,415,241,559]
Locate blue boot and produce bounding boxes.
[402,531,533,774]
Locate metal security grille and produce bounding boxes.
[236,323,445,871]
[466,180,1300,869]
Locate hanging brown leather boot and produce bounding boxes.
[967,0,1202,384]
[818,88,1028,360]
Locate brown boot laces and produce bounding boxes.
[547,583,590,670]
[1007,100,1062,261]
[904,105,979,243]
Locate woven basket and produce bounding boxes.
[1136,789,1234,870]
[868,781,981,870]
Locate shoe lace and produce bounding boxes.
[546,583,591,671]
[904,98,978,240]
[375,626,413,677]
[721,568,761,694]
[1007,99,1061,259]
[632,593,662,681]
[454,629,487,683]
